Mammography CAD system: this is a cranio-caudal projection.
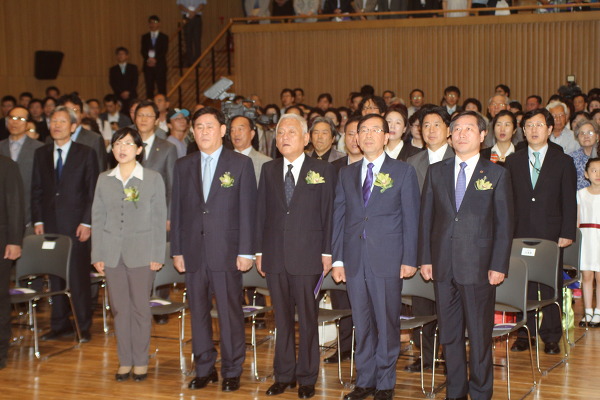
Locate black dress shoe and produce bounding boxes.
[404,359,433,373]
[154,314,169,325]
[444,396,468,400]
[222,376,240,391]
[510,339,531,352]
[115,372,130,381]
[374,389,394,400]
[266,381,296,396]
[40,328,73,341]
[298,384,315,399]
[188,369,218,389]
[79,330,91,343]
[544,342,560,355]
[133,373,147,382]
[323,350,352,364]
[343,386,376,400]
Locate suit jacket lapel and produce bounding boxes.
[289,157,311,208]
[534,147,555,193]
[352,161,364,208]
[443,157,457,213]
[272,158,287,209]
[367,155,392,208]
[190,153,202,198]
[206,148,229,204]
[458,157,488,213]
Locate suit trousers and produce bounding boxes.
[143,65,167,99]
[104,259,155,367]
[186,267,245,378]
[435,279,496,400]
[183,15,202,66]
[49,240,92,332]
[0,257,11,358]
[346,260,403,391]
[266,271,321,385]
[410,296,438,365]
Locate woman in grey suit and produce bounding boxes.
[92,127,167,382]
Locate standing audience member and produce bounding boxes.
[256,113,336,399]
[230,115,271,182]
[308,117,345,162]
[384,106,423,162]
[177,0,206,66]
[0,155,24,370]
[31,106,99,343]
[505,108,577,355]
[141,15,169,98]
[167,108,191,158]
[547,100,580,154]
[443,86,462,115]
[570,120,599,190]
[294,0,320,22]
[171,107,257,392]
[109,47,138,113]
[480,110,517,165]
[0,96,17,140]
[92,127,167,382]
[577,157,600,327]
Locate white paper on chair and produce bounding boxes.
[521,248,535,257]
[42,241,56,250]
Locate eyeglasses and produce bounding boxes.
[363,106,380,111]
[70,107,81,113]
[524,122,547,130]
[359,127,385,135]
[490,103,506,108]
[412,96,423,100]
[9,116,27,122]
[579,130,596,136]
[552,113,566,119]
[445,94,458,98]
[113,141,136,148]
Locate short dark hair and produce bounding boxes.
[350,92,362,102]
[462,98,482,113]
[310,116,337,138]
[103,94,119,104]
[444,86,461,97]
[521,108,554,130]
[357,114,390,134]
[491,110,517,131]
[285,105,304,117]
[293,88,304,96]
[419,106,451,127]
[111,127,145,162]
[115,46,129,55]
[28,98,43,108]
[280,88,294,98]
[134,100,159,119]
[409,88,424,98]
[229,115,255,133]
[57,92,84,112]
[8,105,31,121]
[495,84,511,97]
[585,157,600,175]
[526,95,542,105]
[86,98,100,106]
[148,15,160,22]
[345,114,362,128]
[317,93,333,104]
[382,90,395,98]
[358,95,387,115]
[263,104,280,115]
[45,86,60,96]
[1,95,16,105]
[324,107,341,126]
[360,85,375,96]
[191,106,226,126]
[450,110,487,133]
[573,93,588,103]
[509,101,522,112]
[42,96,56,108]
[19,92,33,100]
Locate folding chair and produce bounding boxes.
[510,238,568,375]
[11,234,81,360]
[90,272,110,333]
[494,257,536,400]
[562,229,585,344]
[401,272,440,397]
[149,244,189,374]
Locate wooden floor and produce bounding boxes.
[2,290,599,400]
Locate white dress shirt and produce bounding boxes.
[384,140,404,160]
[283,152,306,183]
[428,143,449,165]
[143,134,156,160]
[361,151,386,190]
[528,144,549,177]
[108,161,144,187]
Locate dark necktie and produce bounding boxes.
[56,148,64,182]
[455,162,467,212]
[151,34,156,47]
[284,164,295,206]
[363,163,374,206]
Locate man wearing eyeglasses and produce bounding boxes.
[505,108,577,355]
[546,101,580,154]
[407,89,424,118]
[443,86,462,116]
[483,94,522,148]
[0,106,43,229]
[332,114,420,400]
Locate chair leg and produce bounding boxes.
[523,326,537,388]
[505,337,511,400]
[32,300,40,359]
[67,293,82,344]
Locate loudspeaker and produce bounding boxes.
[34,51,64,80]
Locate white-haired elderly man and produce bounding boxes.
[255,113,336,399]
[483,94,519,148]
[547,100,580,154]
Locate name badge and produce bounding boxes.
[521,248,536,257]
[42,241,56,250]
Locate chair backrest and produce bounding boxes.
[402,272,436,302]
[510,238,559,290]
[15,234,72,284]
[320,272,347,292]
[562,228,582,274]
[496,257,528,325]
[153,243,185,292]
[242,266,269,290]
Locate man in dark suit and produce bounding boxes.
[505,108,577,355]
[99,94,132,130]
[141,15,169,99]
[171,107,256,392]
[0,106,43,227]
[419,111,513,400]
[0,155,24,369]
[255,113,336,399]
[31,106,99,343]
[378,0,407,18]
[332,114,420,400]
[109,46,138,113]
[54,93,107,172]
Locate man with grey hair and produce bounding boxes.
[308,116,345,162]
[547,100,580,154]
[32,105,99,343]
[256,113,336,399]
[483,94,516,148]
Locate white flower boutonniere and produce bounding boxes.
[475,176,493,190]
[220,172,235,188]
[373,172,393,193]
[305,170,325,184]
[124,187,140,208]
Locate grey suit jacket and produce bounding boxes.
[309,148,346,163]
[0,136,43,225]
[75,128,107,172]
[407,145,455,192]
[247,148,272,185]
[143,137,177,210]
[91,167,166,268]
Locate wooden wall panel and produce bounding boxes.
[0,0,243,100]
[233,12,600,108]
